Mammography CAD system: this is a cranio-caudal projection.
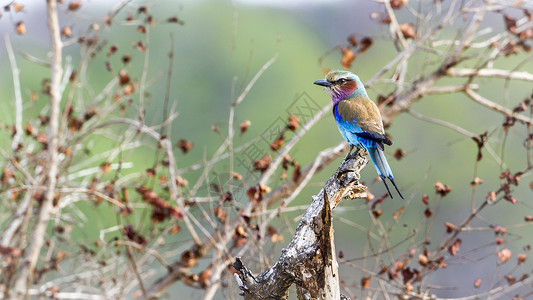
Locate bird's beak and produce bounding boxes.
[313,79,332,87]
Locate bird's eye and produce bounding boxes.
[338,78,346,84]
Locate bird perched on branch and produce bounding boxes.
[314,70,403,199]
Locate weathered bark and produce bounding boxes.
[233,148,368,299]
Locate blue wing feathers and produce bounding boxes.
[334,103,404,199]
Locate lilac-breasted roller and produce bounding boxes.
[314,70,403,199]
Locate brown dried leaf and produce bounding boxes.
[392,206,405,221]
[100,162,111,173]
[198,267,212,288]
[68,118,83,133]
[504,195,517,204]
[505,274,516,284]
[491,225,507,236]
[393,148,406,160]
[347,34,358,47]
[253,155,272,172]
[498,248,512,263]
[292,162,301,182]
[401,267,415,283]
[122,54,131,64]
[176,176,188,186]
[448,238,461,256]
[287,115,299,131]
[399,23,417,39]
[220,192,232,202]
[519,29,533,40]
[435,256,447,268]
[525,215,533,222]
[15,21,26,35]
[267,225,277,236]
[247,186,259,202]
[258,184,271,195]
[167,16,185,25]
[118,70,130,86]
[358,37,373,53]
[107,45,117,57]
[282,155,291,170]
[390,0,408,9]
[240,120,251,134]
[232,172,243,180]
[1,168,14,184]
[144,169,156,178]
[36,133,47,144]
[270,134,284,151]
[361,276,371,289]
[474,278,482,288]
[444,222,457,233]
[434,181,451,196]
[171,223,180,234]
[405,281,414,294]
[340,48,355,68]
[176,139,193,154]
[504,14,517,34]
[268,226,284,243]
[421,194,429,205]
[124,224,147,245]
[424,208,432,218]
[145,15,154,25]
[181,250,197,268]
[136,41,146,51]
[418,254,428,266]
[12,3,24,12]
[61,26,72,38]
[214,206,227,223]
[68,0,82,11]
[138,6,148,14]
[24,123,34,135]
[517,253,527,265]
[502,40,520,56]
[235,224,247,238]
[470,177,483,186]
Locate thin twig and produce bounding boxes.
[4,35,23,152]
[464,88,532,124]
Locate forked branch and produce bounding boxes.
[233,149,368,299]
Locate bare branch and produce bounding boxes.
[234,150,368,299]
[13,1,63,298]
[448,68,533,82]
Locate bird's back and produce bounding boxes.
[335,94,385,135]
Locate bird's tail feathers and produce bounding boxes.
[367,147,404,199]
[367,147,393,179]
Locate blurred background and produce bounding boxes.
[1,0,533,299]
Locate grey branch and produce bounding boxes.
[233,149,368,299]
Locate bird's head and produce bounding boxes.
[314,70,365,103]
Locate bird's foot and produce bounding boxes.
[356,147,367,156]
[342,145,355,161]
